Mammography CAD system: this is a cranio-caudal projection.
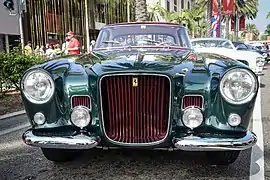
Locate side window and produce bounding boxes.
[177,28,191,48]
[223,41,233,49]
[236,44,248,50]
[95,30,110,48]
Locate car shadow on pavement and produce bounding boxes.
[49,148,252,179]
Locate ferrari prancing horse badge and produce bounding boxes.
[132,77,138,87]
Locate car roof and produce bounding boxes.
[191,37,230,41]
[104,22,184,28]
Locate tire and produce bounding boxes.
[41,148,81,162]
[206,150,240,165]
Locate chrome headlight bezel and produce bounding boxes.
[219,68,258,105]
[256,57,265,67]
[21,69,55,104]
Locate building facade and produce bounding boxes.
[0,1,21,52]
[25,0,134,52]
[147,0,193,13]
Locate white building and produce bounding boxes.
[147,0,193,13]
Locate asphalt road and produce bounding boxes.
[1,66,270,180]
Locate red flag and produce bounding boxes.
[239,16,245,31]
[212,0,219,15]
[223,0,234,15]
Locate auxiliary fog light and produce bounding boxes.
[71,106,91,128]
[34,112,46,125]
[182,107,203,129]
[228,113,241,126]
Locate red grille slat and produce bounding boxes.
[101,75,170,144]
[182,95,203,109]
[71,96,91,109]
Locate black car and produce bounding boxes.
[232,42,270,62]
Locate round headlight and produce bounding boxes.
[256,57,264,67]
[21,69,55,104]
[71,106,91,128]
[182,107,203,130]
[220,68,257,104]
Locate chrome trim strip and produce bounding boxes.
[99,73,172,146]
[181,94,205,111]
[22,130,98,150]
[173,131,257,151]
[70,95,91,111]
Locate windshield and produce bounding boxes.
[191,39,234,49]
[94,24,191,50]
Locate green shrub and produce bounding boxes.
[0,46,46,93]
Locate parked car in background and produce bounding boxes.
[232,42,270,63]
[191,38,265,75]
[21,22,258,165]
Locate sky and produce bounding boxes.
[247,0,270,35]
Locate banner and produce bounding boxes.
[211,15,221,37]
[239,16,245,31]
[223,0,234,15]
[212,0,219,15]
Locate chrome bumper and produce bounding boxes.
[173,131,257,151]
[23,130,99,150]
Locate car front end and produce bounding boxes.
[21,23,258,165]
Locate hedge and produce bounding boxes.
[0,47,46,94]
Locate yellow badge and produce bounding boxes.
[132,77,138,87]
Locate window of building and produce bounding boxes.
[181,0,184,10]
[166,0,170,11]
[187,1,190,10]
[174,0,177,11]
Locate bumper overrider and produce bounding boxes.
[22,129,257,151]
[22,130,99,150]
[173,131,257,151]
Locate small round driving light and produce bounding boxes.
[228,113,241,126]
[182,107,203,129]
[34,112,46,125]
[71,106,91,128]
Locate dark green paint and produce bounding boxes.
[20,49,258,147]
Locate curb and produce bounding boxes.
[0,110,26,120]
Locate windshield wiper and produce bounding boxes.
[102,40,121,44]
[140,39,160,44]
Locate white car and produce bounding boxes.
[191,38,265,75]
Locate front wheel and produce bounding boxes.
[41,148,81,162]
[206,150,240,165]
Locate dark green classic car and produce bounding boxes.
[21,22,258,165]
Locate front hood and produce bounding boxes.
[38,49,247,85]
[85,50,245,79]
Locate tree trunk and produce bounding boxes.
[206,0,212,37]
[135,0,148,21]
[225,15,230,39]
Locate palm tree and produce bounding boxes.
[206,0,212,37]
[241,23,259,41]
[148,3,206,37]
[135,0,148,21]
[264,24,270,35]
[195,0,258,38]
[267,12,270,19]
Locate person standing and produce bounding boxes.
[24,42,32,56]
[62,37,70,55]
[66,31,80,55]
